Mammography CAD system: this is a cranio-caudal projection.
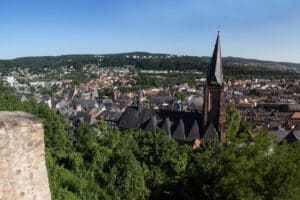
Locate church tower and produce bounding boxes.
[202,32,226,143]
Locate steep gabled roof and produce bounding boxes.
[144,115,157,131]
[283,125,300,143]
[118,106,140,129]
[187,120,200,141]
[139,109,155,125]
[272,130,290,143]
[202,122,219,141]
[161,117,172,137]
[172,119,186,141]
[207,32,223,86]
[291,112,300,119]
[73,111,95,125]
[117,106,204,142]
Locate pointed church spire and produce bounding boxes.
[202,31,226,143]
[207,31,223,85]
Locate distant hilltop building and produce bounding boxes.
[118,32,226,144]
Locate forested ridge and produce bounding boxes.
[0,53,299,79]
[0,84,299,199]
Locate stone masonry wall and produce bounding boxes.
[0,111,51,200]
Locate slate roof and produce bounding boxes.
[272,130,290,143]
[148,96,175,104]
[202,122,219,142]
[207,32,223,86]
[161,117,172,137]
[73,111,96,125]
[272,125,300,143]
[173,119,186,141]
[144,115,157,131]
[61,88,75,100]
[118,106,205,142]
[71,98,99,112]
[187,120,201,141]
[97,110,122,122]
[118,106,149,129]
[283,125,300,143]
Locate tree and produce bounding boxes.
[0,82,299,199]
[175,91,187,101]
[226,105,242,142]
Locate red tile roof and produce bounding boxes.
[291,112,300,119]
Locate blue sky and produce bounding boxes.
[1,0,300,62]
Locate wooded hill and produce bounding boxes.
[0,52,299,79]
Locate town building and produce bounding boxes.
[117,32,226,143]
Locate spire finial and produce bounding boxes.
[217,25,220,35]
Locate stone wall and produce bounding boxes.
[0,111,51,200]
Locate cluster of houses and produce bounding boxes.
[225,78,300,143]
[3,68,300,144]
[79,67,136,90]
[1,41,299,144]
[225,78,300,128]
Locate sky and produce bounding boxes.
[1,0,300,62]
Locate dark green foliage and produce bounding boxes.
[182,130,300,200]
[134,56,208,71]
[226,105,242,141]
[0,55,99,72]
[1,54,299,80]
[0,83,299,199]
[136,73,199,89]
[175,91,187,101]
